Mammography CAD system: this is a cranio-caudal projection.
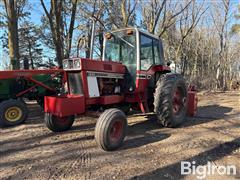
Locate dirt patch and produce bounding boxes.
[0,92,240,179]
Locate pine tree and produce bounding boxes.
[18,21,43,69]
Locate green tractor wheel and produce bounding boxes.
[0,99,29,127]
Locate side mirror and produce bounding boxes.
[167,61,171,66]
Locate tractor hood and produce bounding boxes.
[62,58,126,74]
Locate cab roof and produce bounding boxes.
[109,27,161,40]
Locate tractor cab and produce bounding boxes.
[103,28,166,92]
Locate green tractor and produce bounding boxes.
[0,70,63,127]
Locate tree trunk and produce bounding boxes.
[66,0,78,58]
[4,0,20,69]
[28,40,34,69]
[40,0,65,67]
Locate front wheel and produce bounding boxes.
[95,108,127,151]
[154,74,187,127]
[44,113,75,132]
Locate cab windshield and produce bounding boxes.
[104,30,136,67]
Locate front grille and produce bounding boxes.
[68,72,83,95]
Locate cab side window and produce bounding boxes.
[153,39,161,65]
[140,34,154,70]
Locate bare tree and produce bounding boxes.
[120,0,138,27]
[77,0,105,58]
[40,0,64,66]
[40,0,78,67]
[177,0,207,75]
[141,0,192,34]
[211,0,231,90]
[66,0,78,58]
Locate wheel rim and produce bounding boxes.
[172,87,186,115]
[109,120,124,144]
[5,107,22,122]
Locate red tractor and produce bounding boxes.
[44,28,197,151]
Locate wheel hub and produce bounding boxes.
[5,107,22,122]
[109,120,123,144]
[172,87,185,115]
[55,116,69,125]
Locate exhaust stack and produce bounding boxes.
[89,17,96,60]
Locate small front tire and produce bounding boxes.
[95,108,127,151]
[44,113,75,132]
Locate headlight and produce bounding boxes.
[63,61,68,69]
[74,60,80,68]
[63,59,80,69]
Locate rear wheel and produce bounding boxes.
[95,108,127,151]
[0,99,28,127]
[44,113,75,132]
[154,74,187,127]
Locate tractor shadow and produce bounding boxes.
[73,113,171,150]
[26,103,44,124]
[121,116,171,150]
[71,122,96,131]
[121,104,234,150]
[72,114,171,150]
[182,105,234,127]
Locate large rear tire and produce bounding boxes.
[0,99,28,127]
[95,108,127,151]
[154,74,187,127]
[44,113,75,132]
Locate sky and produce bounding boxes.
[0,4,4,69]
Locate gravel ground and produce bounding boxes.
[0,92,239,180]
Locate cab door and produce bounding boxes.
[136,33,164,92]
